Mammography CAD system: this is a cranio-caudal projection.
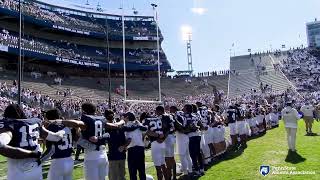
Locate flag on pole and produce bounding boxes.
[282,44,286,48]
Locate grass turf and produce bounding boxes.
[200,120,320,180]
[0,120,318,180]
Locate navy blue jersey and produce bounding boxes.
[237,107,245,120]
[198,106,211,126]
[173,111,186,133]
[211,113,220,127]
[106,128,126,161]
[46,124,73,159]
[226,108,238,124]
[81,115,106,145]
[0,118,42,151]
[142,117,163,142]
[185,113,200,133]
[161,114,175,135]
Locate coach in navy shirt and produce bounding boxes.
[105,110,126,180]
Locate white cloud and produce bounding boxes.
[191,7,207,15]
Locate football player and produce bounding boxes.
[235,104,247,149]
[223,105,239,149]
[170,106,193,177]
[49,103,123,180]
[196,102,212,165]
[256,107,266,134]
[247,109,258,136]
[0,104,65,180]
[270,105,280,128]
[142,108,169,180]
[42,109,80,180]
[264,106,272,130]
[211,105,227,157]
[186,104,205,176]
[156,106,176,180]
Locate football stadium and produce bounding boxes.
[0,0,319,180]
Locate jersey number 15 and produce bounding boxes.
[19,124,39,147]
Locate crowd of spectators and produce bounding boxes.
[0,29,166,65]
[197,70,230,77]
[0,76,285,119]
[280,48,320,93]
[0,0,158,37]
[0,78,226,119]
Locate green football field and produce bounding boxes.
[0,120,318,180]
[200,120,320,180]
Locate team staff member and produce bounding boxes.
[121,112,147,180]
[300,102,315,134]
[281,101,300,152]
[104,110,126,180]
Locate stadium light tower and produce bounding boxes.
[181,25,193,74]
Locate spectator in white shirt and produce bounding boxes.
[281,101,300,152]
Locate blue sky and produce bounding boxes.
[64,0,320,73]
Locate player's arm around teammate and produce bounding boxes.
[122,112,147,180]
[41,109,77,180]
[0,129,41,159]
[0,104,64,180]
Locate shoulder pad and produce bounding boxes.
[147,117,159,121]
[82,115,106,122]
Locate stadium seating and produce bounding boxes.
[255,55,291,92]
[0,29,166,65]
[0,70,228,101]
[0,0,158,38]
[0,0,172,72]
[228,53,294,98]
[280,48,320,93]
[229,55,260,97]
